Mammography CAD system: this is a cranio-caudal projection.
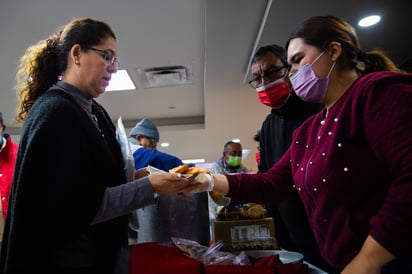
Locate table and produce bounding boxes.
[130,242,329,274]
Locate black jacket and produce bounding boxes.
[258,92,323,172]
[258,92,329,269]
[0,89,128,274]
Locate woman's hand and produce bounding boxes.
[179,173,230,196]
[342,235,394,274]
[183,173,215,193]
[148,172,192,197]
[342,254,381,274]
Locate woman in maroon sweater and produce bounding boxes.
[186,16,412,274]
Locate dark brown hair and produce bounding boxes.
[15,18,116,124]
[251,45,287,67]
[285,16,399,75]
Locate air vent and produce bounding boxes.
[136,65,193,88]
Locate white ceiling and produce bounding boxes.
[1,0,411,170]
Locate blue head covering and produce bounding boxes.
[128,118,159,144]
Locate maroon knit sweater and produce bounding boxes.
[227,71,412,268]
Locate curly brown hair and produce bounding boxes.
[15,17,116,124]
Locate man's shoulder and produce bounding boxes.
[210,159,228,174]
[239,165,249,173]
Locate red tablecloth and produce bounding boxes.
[130,242,308,274]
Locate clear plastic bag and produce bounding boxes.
[116,117,135,181]
[171,237,252,266]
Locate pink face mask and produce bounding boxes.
[256,77,291,108]
[290,51,336,104]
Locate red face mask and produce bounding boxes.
[256,78,291,108]
[255,151,260,164]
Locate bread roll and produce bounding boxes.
[169,164,189,174]
[247,204,265,219]
[185,167,210,174]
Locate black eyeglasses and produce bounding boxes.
[85,47,119,68]
[248,65,289,89]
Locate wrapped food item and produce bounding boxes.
[220,238,280,252]
[217,203,266,221]
[171,237,252,266]
[247,204,265,219]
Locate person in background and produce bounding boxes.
[0,112,18,248]
[208,141,249,231]
[128,118,182,170]
[0,17,192,274]
[128,118,210,246]
[184,15,412,274]
[249,45,329,270]
[209,141,248,174]
[253,130,260,165]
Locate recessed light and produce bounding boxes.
[358,15,381,27]
[182,159,205,164]
[106,69,136,91]
[160,142,169,147]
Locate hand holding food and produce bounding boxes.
[169,164,215,193]
[169,163,190,174]
[192,173,215,192]
[148,172,192,196]
[169,164,210,175]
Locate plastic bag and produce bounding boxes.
[171,237,251,266]
[116,116,135,181]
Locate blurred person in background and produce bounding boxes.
[208,141,249,234]
[0,112,18,249]
[128,118,210,246]
[209,141,249,175]
[253,130,260,165]
[128,118,183,171]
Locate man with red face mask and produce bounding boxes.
[249,45,331,270]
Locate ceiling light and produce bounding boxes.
[160,142,169,147]
[106,69,136,91]
[232,138,240,143]
[358,15,381,27]
[182,159,205,164]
